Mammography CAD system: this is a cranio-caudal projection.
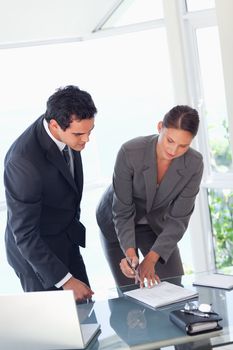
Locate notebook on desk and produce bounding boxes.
[0,290,100,350]
[193,273,233,290]
[123,281,198,309]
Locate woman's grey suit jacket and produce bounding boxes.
[96,134,203,265]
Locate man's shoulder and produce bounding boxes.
[5,116,43,161]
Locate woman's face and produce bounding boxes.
[157,122,193,161]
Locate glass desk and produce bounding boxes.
[79,274,233,350]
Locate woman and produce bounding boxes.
[96,105,203,287]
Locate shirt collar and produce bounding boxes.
[43,118,66,152]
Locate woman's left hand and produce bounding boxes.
[138,252,161,288]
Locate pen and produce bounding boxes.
[181,309,210,318]
[126,257,141,282]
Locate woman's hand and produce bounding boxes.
[119,255,139,279]
[138,251,160,288]
[119,248,139,281]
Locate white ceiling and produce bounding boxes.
[0,0,122,46]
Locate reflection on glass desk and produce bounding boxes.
[79,274,233,350]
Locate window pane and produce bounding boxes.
[196,26,233,173]
[103,0,163,28]
[186,0,215,12]
[208,188,233,272]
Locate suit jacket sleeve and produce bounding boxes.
[112,146,137,251]
[4,155,69,288]
[149,158,203,262]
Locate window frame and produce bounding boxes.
[177,0,233,271]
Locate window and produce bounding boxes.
[182,2,233,272]
[0,26,174,294]
[186,0,215,12]
[0,210,21,293]
[208,188,233,272]
[102,0,163,28]
[196,26,233,173]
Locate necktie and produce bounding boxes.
[62,145,71,169]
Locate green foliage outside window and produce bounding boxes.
[208,120,233,270]
[209,120,232,172]
[208,189,233,269]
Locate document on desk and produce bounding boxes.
[193,273,233,290]
[123,281,198,309]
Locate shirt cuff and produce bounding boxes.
[55,273,72,288]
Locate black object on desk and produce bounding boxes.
[169,309,222,336]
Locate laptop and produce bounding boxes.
[0,290,100,350]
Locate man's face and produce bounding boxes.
[49,115,95,151]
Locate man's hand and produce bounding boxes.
[62,276,94,302]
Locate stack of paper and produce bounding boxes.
[123,281,198,308]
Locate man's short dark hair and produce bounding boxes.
[44,85,97,130]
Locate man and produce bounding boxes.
[4,85,97,302]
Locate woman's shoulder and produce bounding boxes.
[186,147,203,161]
[184,148,203,172]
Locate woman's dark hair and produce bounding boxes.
[162,105,199,137]
[44,85,97,130]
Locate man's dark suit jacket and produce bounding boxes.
[4,116,86,289]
